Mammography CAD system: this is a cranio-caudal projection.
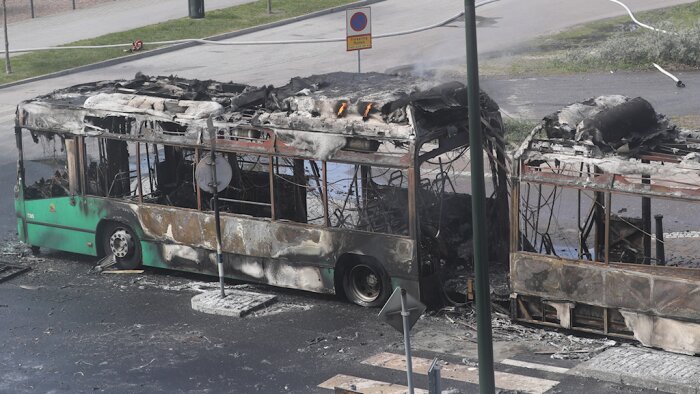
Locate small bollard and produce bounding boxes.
[654,214,665,265]
[188,0,205,19]
[428,357,442,394]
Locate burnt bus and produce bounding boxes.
[15,72,507,307]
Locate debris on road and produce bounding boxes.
[101,269,145,274]
[190,289,277,317]
[0,261,30,283]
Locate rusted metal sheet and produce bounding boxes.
[138,204,416,279]
[520,164,700,202]
[511,252,700,323]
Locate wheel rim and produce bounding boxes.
[349,264,382,303]
[109,229,134,258]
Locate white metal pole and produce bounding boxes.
[400,288,415,394]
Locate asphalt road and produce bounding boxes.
[0,247,660,393]
[481,71,700,120]
[2,1,699,392]
[6,0,256,50]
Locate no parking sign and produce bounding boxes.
[346,7,372,51]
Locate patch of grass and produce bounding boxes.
[503,117,538,147]
[500,2,700,76]
[542,2,700,51]
[0,0,355,84]
[671,115,700,130]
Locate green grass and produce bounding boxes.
[494,2,700,76]
[671,115,700,130]
[0,0,355,84]
[503,117,537,147]
[541,2,700,51]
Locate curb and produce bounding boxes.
[0,0,384,90]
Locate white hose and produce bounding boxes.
[609,0,686,87]
[653,62,685,87]
[4,0,499,54]
[607,0,673,34]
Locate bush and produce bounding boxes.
[562,22,700,70]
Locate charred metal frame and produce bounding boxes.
[14,74,510,305]
[510,135,700,354]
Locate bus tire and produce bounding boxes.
[30,246,40,256]
[342,259,391,308]
[101,222,141,270]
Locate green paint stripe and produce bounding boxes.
[25,220,95,234]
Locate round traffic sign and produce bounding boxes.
[195,154,233,193]
[350,12,368,32]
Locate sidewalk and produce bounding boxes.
[3,0,122,24]
[3,0,255,50]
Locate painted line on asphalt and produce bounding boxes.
[318,374,428,393]
[362,352,559,394]
[501,359,570,374]
[660,231,700,239]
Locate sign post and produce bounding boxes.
[346,7,372,73]
[464,1,496,392]
[195,118,233,299]
[379,287,426,394]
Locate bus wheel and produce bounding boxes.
[343,261,390,308]
[102,223,141,270]
[30,246,40,256]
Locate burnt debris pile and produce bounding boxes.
[538,95,700,158]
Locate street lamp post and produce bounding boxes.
[2,0,10,74]
[464,1,495,392]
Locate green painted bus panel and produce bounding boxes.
[16,218,25,243]
[15,187,26,242]
[25,222,97,256]
[23,197,103,230]
[20,196,107,255]
[140,241,168,269]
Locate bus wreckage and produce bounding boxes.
[15,73,700,354]
[15,72,509,308]
[511,96,700,355]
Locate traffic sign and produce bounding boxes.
[346,7,372,51]
[378,287,426,333]
[195,154,232,193]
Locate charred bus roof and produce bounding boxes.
[514,95,700,201]
[16,72,500,167]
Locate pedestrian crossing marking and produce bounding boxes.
[318,374,428,394]
[362,352,559,394]
[501,359,570,374]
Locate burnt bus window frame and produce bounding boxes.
[19,129,74,201]
[15,130,421,237]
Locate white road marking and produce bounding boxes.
[501,359,570,374]
[362,352,559,394]
[660,231,700,239]
[318,374,428,394]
